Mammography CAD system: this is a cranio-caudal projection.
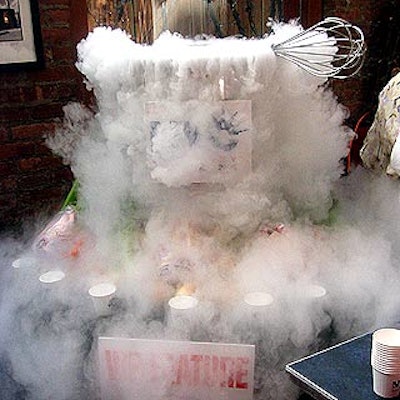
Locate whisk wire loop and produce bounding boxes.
[272,17,366,79]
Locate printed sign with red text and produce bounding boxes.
[98,337,255,400]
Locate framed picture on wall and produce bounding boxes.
[0,0,44,71]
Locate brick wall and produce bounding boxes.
[0,0,88,234]
[323,0,400,124]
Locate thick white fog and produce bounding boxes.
[1,22,400,400]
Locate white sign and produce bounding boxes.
[98,337,255,400]
[145,100,252,187]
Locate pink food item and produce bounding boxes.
[33,206,76,252]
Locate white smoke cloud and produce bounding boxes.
[0,22,398,400]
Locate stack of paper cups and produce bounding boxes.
[371,328,400,398]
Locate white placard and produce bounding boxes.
[145,100,252,187]
[0,0,40,65]
[98,337,255,400]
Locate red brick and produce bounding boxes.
[39,0,70,8]
[44,47,55,64]
[18,186,70,206]
[18,156,63,171]
[35,141,60,157]
[52,46,77,62]
[35,85,44,101]
[0,86,35,104]
[0,107,32,123]
[53,166,74,181]
[41,8,71,27]
[0,194,17,210]
[11,122,56,140]
[17,171,57,190]
[42,27,71,42]
[31,65,80,83]
[16,166,72,189]
[32,103,65,120]
[0,177,17,191]
[18,157,42,171]
[39,82,76,100]
[0,74,30,90]
[0,162,17,176]
[0,143,36,159]
[0,127,10,143]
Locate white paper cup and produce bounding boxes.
[167,294,198,329]
[372,367,400,398]
[372,361,400,375]
[375,342,400,350]
[239,291,276,328]
[12,257,36,269]
[303,284,327,299]
[372,351,400,361]
[373,357,400,366]
[373,329,400,348]
[168,294,198,310]
[373,345,400,353]
[88,283,116,316]
[373,352,400,362]
[243,291,274,307]
[39,270,65,284]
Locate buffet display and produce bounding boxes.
[4,18,399,400]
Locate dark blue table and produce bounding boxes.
[286,333,386,400]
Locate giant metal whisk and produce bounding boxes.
[272,17,366,79]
